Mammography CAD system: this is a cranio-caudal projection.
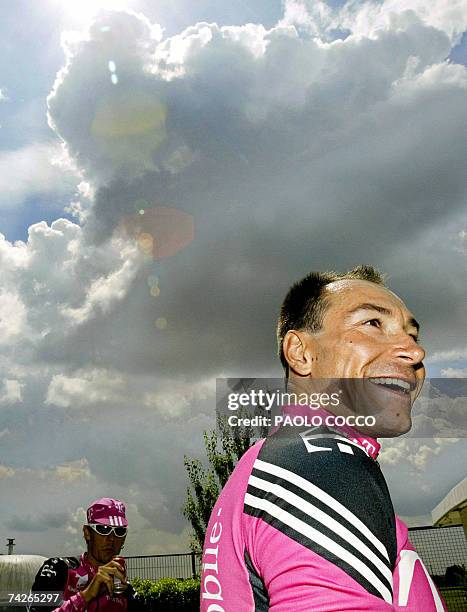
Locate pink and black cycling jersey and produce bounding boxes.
[200,405,446,611]
[30,554,140,612]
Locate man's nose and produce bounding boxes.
[392,334,425,364]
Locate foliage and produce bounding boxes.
[445,564,466,587]
[438,586,467,610]
[182,411,267,552]
[131,577,200,611]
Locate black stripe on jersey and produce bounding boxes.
[244,498,392,603]
[245,481,393,596]
[249,465,390,568]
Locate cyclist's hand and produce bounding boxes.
[80,559,125,602]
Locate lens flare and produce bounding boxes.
[146,275,159,288]
[92,91,167,138]
[138,233,154,256]
[121,206,194,260]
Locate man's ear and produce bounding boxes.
[282,330,315,376]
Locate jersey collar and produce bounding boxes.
[280,404,381,460]
[80,553,97,574]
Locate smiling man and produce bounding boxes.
[200,266,446,611]
[30,498,142,612]
[279,270,425,439]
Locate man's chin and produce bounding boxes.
[370,414,412,438]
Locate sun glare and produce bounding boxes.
[58,0,135,24]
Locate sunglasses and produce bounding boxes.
[88,523,127,538]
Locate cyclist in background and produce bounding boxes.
[31,497,142,611]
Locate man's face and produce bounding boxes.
[296,279,425,436]
[83,525,126,565]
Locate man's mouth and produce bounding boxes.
[368,377,416,395]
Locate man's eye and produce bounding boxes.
[364,318,381,328]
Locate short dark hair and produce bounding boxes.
[277,265,385,372]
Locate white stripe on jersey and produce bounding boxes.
[245,492,393,604]
[254,459,389,561]
[248,474,392,586]
[397,550,445,611]
[337,443,354,454]
[300,432,369,456]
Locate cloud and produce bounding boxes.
[0,379,23,404]
[0,465,15,478]
[46,368,126,407]
[381,434,467,517]
[64,506,86,537]
[54,459,92,482]
[0,291,28,345]
[428,347,467,363]
[399,513,432,528]
[143,391,190,420]
[282,0,467,41]
[0,88,8,102]
[380,437,459,469]
[0,459,91,484]
[60,255,140,324]
[5,512,70,533]
[0,143,78,209]
[48,12,164,185]
[41,8,467,375]
[440,367,467,377]
[0,217,142,371]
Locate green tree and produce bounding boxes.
[182,414,267,553]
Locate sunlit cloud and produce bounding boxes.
[52,0,138,27]
[0,143,78,209]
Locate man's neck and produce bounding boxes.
[84,551,104,568]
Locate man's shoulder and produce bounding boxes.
[250,425,394,536]
[38,556,80,571]
[211,439,266,509]
[33,557,80,586]
[226,426,380,501]
[258,424,375,475]
[245,426,398,575]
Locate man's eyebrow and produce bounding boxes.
[347,303,420,332]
